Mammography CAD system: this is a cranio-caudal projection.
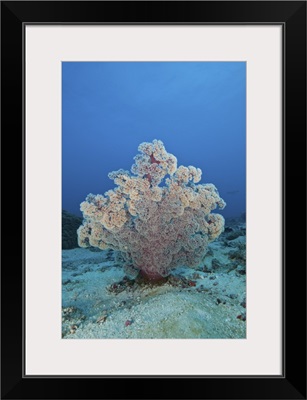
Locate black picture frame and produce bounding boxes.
[1,1,306,399]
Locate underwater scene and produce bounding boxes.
[62,62,246,339]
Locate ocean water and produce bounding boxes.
[62,62,246,339]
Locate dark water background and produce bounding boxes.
[62,62,246,218]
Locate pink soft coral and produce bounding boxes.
[78,140,226,281]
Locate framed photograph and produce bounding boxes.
[1,1,306,399]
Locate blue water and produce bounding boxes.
[62,62,245,219]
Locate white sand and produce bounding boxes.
[62,237,246,339]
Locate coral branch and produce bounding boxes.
[78,139,226,281]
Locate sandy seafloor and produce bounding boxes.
[62,219,246,339]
